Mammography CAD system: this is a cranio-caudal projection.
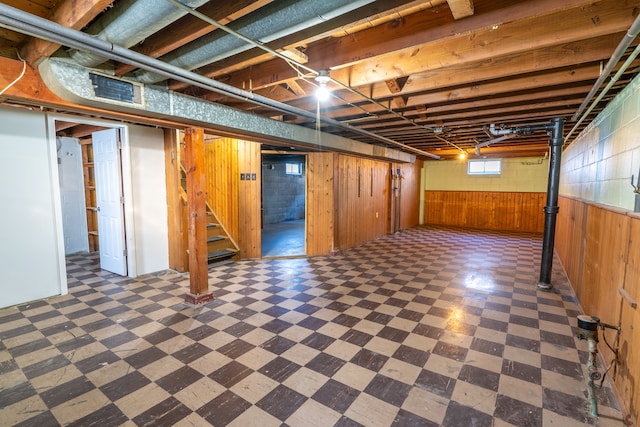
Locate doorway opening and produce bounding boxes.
[54,118,129,276]
[261,153,306,257]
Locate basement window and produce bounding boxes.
[468,159,501,175]
[285,163,303,175]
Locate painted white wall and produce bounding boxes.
[127,125,169,275]
[0,106,66,308]
[58,136,89,255]
[561,74,640,210]
[423,156,549,192]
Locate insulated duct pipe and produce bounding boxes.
[571,13,640,122]
[133,0,375,84]
[0,3,438,160]
[69,0,209,67]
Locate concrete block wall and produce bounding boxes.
[561,74,640,210]
[262,154,306,225]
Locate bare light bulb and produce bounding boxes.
[315,70,331,101]
[316,84,330,101]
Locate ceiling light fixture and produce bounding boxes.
[315,70,331,101]
[459,151,467,160]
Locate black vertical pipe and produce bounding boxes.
[537,117,565,291]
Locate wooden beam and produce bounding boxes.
[183,127,212,304]
[244,33,623,117]
[284,80,307,97]
[392,96,407,108]
[204,0,608,91]
[57,124,109,138]
[415,105,428,120]
[164,129,188,273]
[332,0,637,87]
[21,0,113,65]
[385,78,409,94]
[447,0,474,19]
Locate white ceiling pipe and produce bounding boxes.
[488,123,517,136]
[475,133,517,149]
[571,13,640,122]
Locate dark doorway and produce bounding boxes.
[261,153,306,257]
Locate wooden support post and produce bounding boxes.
[183,127,213,304]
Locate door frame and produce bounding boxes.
[47,113,138,277]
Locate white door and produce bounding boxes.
[93,128,127,275]
[58,137,89,255]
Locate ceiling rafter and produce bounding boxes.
[446,0,474,19]
[21,0,113,65]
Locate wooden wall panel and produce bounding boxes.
[306,152,335,255]
[205,136,239,242]
[423,191,545,233]
[397,161,421,230]
[164,129,187,272]
[555,199,638,423]
[619,214,640,426]
[237,139,261,258]
[205,136,260,258]
[555,196,587,295]
[335,155,390,250]
[580,204,629,325]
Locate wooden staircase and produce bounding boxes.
[180,165,239,267]
[204,208,238,266]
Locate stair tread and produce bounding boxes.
[206,223,219,228]
[207,236,226,243]
[208,249,236,259]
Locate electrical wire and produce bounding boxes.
[163,0,449,156]
[0,49,27,96]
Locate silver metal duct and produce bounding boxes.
[39,58,415,163]
[69,0,208,68]
[133,0,374,84]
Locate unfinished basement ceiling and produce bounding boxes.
[1,0,639,159]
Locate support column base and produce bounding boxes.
[184,292,214,305]
[536,282,553,292]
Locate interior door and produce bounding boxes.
[93,128,127,275]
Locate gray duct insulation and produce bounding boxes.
[133,0,374,83]
[39,58,414,163]
[69,0,209,67]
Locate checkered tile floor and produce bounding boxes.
[0,225,624,426]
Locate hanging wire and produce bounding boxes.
[0,49,27,96]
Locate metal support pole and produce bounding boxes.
[537,117,565,291]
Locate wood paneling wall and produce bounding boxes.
[335,155,390,250]
[398,161,421,229]
[423,191,545,232]
[620,216,640,425]
[164,129,187,272]
[306,152,335,255]
[204,136,260,259]
[554,196,587,296]
[201,143,419,257]
[237,139,261,258]
[556,195,640,424]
